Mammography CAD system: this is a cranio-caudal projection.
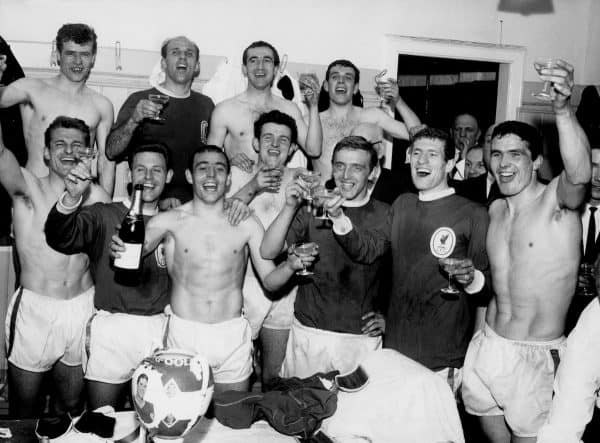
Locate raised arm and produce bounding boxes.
[143,211,172,255]
[291,76,322,158]
[96,96,115,196]
[246,215,304,292]
[106,95,161,160]
[260,179,306,259]
[206,103,228,148]
[0,122,28,198]
[0,77,30,108]
[328,197,392,264]
[544,60,591,209]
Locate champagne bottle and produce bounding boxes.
[114,184,144,285]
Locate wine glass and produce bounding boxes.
[299,73,319,96]
[298,170,321,212]
[148,93,170,121]
[374,69,388,108]
[532,58,558,101]
[75,146,95,161]
[439,257,463,296]
[312,187,340,220]
[293,242,318,276]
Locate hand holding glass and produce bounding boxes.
[293,242,318,276]
[148,94,169,121]
[299,73,319,98]
[299,171,321,212]
[439,257,463,295]
[532,58,558,101]
[313,187,340,219]
[374,69,388,108]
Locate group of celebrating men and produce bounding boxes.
[0,21,597,443]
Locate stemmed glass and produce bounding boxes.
[532,58,558,101]
[299,170,321,212]
[148,93,169,121]
[293,242,318,276]
[374,69,388,108]
[439,257,462,296]
[312,186,340,220]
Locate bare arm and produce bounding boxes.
[0,123,28,198]
[246,216,298,292]
[0,77,30,108]
[96,97,116,196]
[291,93,322,158]
[206,103,228,148]
[143,211,172,255]
[546,60,591,209]
[259,179,306,259]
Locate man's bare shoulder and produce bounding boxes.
[359,106,387,123]
[86,88,114,112]
[9,77,45,94]
[239,213,266,235]
[272,95,301,115]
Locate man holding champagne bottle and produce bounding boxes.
[0,117,109,418]
[139,146,312,393]
[45,143,174,409]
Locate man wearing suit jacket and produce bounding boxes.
[452,124,500,207]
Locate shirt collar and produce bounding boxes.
[122,199,158,216]
[343,193,370,208]
[155,83,190,99]
[418,187,455,202]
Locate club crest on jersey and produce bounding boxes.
[155,243,167,268]
[430,227,456,258]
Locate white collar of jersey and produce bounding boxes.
[418,187,455,202]
[343,193,370,208]
[155,83,190,99]
[122,199,158,216]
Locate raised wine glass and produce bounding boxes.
[532,58,558,101]
[374,69,388,108]
[148,93,170,121]
[313,186,340,220]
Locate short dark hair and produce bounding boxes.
[411,127,456,162]
[128,142,172,170]
[325,59,360,84]
[242,41,280,67]
[187,145,230,174]
[492,121,542,160]
[56,23,97,54]
[466,144,483,156]
[160,36,199,61]
[332,136,378,171]
[137,373,148,384]
[44,116,90,148]
[254,110,298,145]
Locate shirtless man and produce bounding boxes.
[461,60,591,443]
[207,40,321,172]
[0,116,109,417]
[315,59,421,182]
[0,23,115,195]
[143,146,310,392]
[227,110,302,383]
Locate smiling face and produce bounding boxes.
[255,122,294,168]
[44,127,91,178]
[324,65,359,106]
[410,137,453,194]
[161,37,199,86]
[186,151,231,204]
[490,134,541,197]
[129,151,172,204]
[57,40,95,83]
[332,148,373,201]
[242,46,276,90]
[465,147,487,179]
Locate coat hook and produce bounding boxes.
[115,41,122,71]
[50,39,57,67]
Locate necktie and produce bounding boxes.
[585,206,597,263]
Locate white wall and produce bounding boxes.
[0,0,596,83]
